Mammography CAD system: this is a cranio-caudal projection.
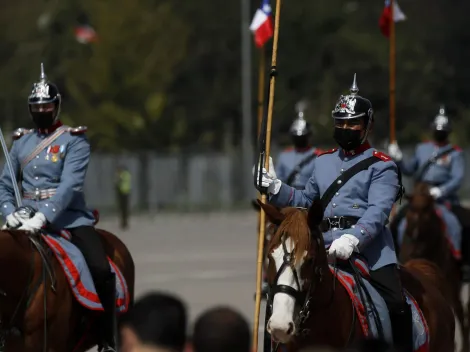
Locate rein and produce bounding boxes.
[267,231,366,351]
[0,231,56,352]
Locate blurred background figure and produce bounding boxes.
[115,164,131,230]
[274,101,321,190]
[190,306,251,352]
[120,292,187,352]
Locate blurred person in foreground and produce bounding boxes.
[115,164,132,230]
[120,292,187,352]
[190,306,251,352]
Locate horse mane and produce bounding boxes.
[267,208,311,265]
[413,182,431,196]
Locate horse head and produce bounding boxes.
[401,182,441,260]
[258,200,327,344]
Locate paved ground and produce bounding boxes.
[89,210,265,351]
[88,210,467,351]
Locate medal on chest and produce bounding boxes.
[46,145,61,163]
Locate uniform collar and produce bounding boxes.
[342,141,371,156]
[295,145,312,152]
[38,121,62,135]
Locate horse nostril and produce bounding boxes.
[287,322,294,335]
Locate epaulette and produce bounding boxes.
[12,128,34,140]
[314,148,324,155]
[453,145,462,152]
[317,148,337,157]
[283,146,294,152]
[66,126,87,135]
[373,150,392,161]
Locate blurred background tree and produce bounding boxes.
[0,0,469,150]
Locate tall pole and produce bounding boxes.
[389,0,396,143]
[242,0,253,201]
[257,49,266,134]
[253,0,282,349]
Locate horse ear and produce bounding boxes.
[307,200,324,229]
[251,199,261,212]
[257,199,285,225]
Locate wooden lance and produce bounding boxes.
[389,0,396,143]
[252,0,282,348]
[389,0,397,218]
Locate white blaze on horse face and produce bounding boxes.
[267,237,307,341]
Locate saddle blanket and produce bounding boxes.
[329,259,429,352]
[41,230,130,313]
[397,204,462,260]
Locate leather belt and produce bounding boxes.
[23,188,57,200]
[320,216,359,232]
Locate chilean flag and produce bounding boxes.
[250,0,274,48]
[379,0,406,38]
[74,24,98,44]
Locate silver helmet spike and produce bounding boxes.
[438,104,446,116]
[39,62,47,82]
[295,100,308,119]
[349,73,359,96]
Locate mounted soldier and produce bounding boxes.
[275,102,322,190]
[255,75,413,351]
[387,106,470,281]
[0,64,118,351]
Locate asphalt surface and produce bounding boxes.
[88,210,466,351]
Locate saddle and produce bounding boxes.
[330,257,429,351]
[33,228,130,313]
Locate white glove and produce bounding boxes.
[388,142,403,161]
[18,212,47,233]
[2,213,21,229]
[253,157,282,195]
[328,234,360,260]
[429,187,442,200]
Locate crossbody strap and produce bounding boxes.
[20,126,68,173]
[320,156,381,211]
[414,145,455,182]
[286,152,318,186]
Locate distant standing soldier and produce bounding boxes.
[115,165,131,229]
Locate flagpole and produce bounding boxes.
[389,0,397,220]
[253,0,282,349]
[257,49,266,135]
[389,0,396,143]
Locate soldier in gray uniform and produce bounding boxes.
[255,75,412,351]
[275,103,321,189]
[0,65,118,352]
[388,106,470,281]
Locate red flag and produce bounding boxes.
[74,24,98,44]
[379,0,406,38]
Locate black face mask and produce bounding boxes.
[433,130,448,143]
[31,112,55,130]
[292,135,309,149]
[334,127,363,151]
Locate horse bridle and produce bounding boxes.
[267,234,323,338]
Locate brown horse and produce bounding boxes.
[259,200,455,352]
[0,228,134,352]
[400,182,468,351]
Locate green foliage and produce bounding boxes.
[1,0,470,149]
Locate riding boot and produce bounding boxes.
[97,274,119,352]
[389,303,413,352]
